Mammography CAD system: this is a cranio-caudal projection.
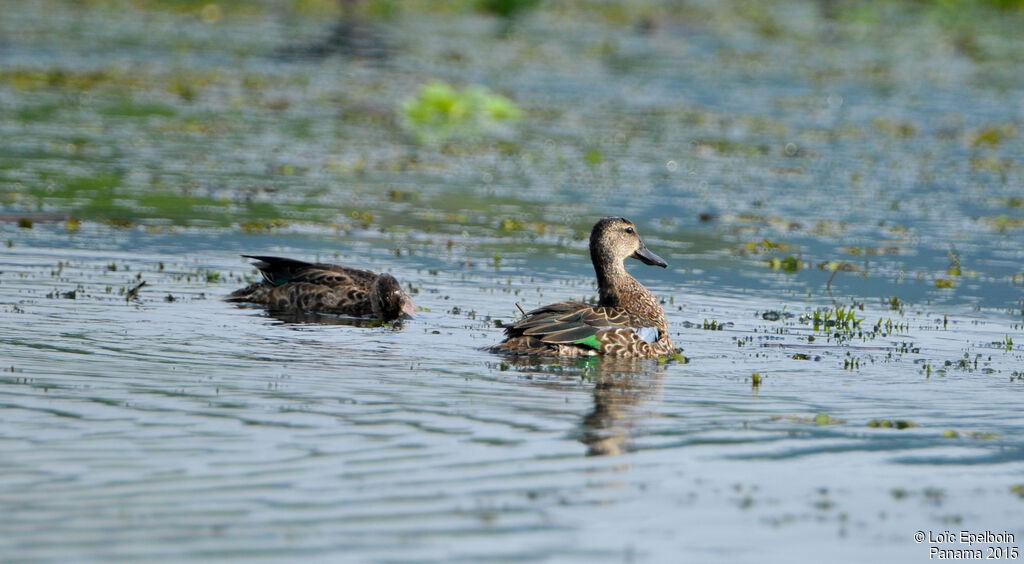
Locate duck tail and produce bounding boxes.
[226,282,270,303]
[241,255,314,286]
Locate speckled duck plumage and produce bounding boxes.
[490,217,674,359]
[228,255,414,321]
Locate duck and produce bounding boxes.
[490,217,674,359]
[227,255,415,321]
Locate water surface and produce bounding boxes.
[1,1,1023,561]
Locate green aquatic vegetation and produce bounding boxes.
[410,189,562,238]
[741,239,789,254]
[702,319,725,330]
[7,171,325,228]
[819,261,859,291]
[969,431,1000,440]
[168,73,199,102]
[872,117,917,138]
[969,157,1014,177]
[868,419,918,430]
[584,149,604,165]
[388,189,418,202]
[656,349,687,364]
[814,413,839,426]
[971,124,1016,147]
[693,138,769,156]
[934,278,956,289]
[493,141,521,156]
[0,68,122,91]
[944,429,1000,440]
[766,256,801,273]
[399,80,522,144]
[478,0,541,19]
[359,0,403,19]
[772,413,844,425]
[242,73,266,91]
[734,213,798,230]
[839,245,872,256]
[944,353,982,372]
[568,0,693,27]
[349,210,374,227]
[16,218,32,229]
[15,103,61,122]
[493,217,555,236]
[743,2,783,36]
[46,287,78,299]
[238,219,287,233]
[1,65,226,101]
[101,99,177,118]
[810,305,863,332]
[895,341,918,354]
[986,0,1024,9]
[500,218,523,232]
[946,246,962,276]
[284,118,312,139]
[986,215,1024,232]
[127,0,260,18]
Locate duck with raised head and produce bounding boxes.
[227,255,415,321]
[490,217,674,359]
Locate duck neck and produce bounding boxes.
[594,258,630,308]
[594,257,667,330]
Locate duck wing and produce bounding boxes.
[243,255,377,288]
[506,301,661,347]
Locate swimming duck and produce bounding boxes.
[228,255,415,321]
[490,217,673,359]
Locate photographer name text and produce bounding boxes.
[914,530,1018,560]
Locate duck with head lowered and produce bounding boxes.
[228,255,415,321]
[490,217,674,359]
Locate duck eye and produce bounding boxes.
[625,227,635,234]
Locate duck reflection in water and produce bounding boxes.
[501,356,667,457]
[257,310,409,328]
[580,358,666,457]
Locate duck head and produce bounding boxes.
[589,216,667,272]
[370,273,416,320]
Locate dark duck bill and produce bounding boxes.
[631,242,667,268]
